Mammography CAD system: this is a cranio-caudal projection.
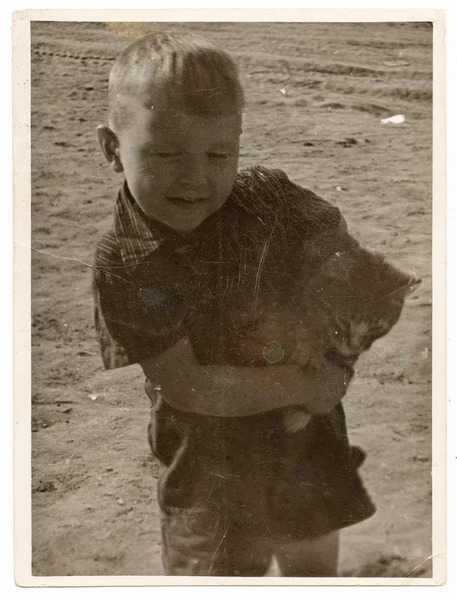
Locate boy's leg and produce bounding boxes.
[273,531,340,577]
[161,506,272,576]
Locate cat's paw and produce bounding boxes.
[283,409,312,433]
[289,345,312,368]
[292,350,326,372]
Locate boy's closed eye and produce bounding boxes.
[153,151,180,158]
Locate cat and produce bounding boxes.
[233,247,421,433]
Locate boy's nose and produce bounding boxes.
[177,154,210,197]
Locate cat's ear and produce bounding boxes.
[388,277,422,303]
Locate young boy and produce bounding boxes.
[93,31,375,577]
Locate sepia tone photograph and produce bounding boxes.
[13,10,446,585]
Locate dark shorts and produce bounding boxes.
[146,382,376,576]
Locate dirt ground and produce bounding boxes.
[30,21,433,578]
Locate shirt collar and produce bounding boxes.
[113,182,164,274]
[113,180,239,275]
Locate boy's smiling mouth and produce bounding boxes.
[168,196,209,206]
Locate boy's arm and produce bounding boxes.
[140,337,347,418]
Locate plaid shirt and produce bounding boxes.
[92,166,344,370]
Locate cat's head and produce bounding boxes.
[311,249,421,358]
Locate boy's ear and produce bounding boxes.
[97,125,124,173]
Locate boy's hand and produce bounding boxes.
[301,361,349,415]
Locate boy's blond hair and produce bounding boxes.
[108,31,244,131]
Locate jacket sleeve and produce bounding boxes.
[92,249,187,370]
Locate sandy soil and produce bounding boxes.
[30,21,433,577]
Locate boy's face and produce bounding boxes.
[101,100,242,232]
